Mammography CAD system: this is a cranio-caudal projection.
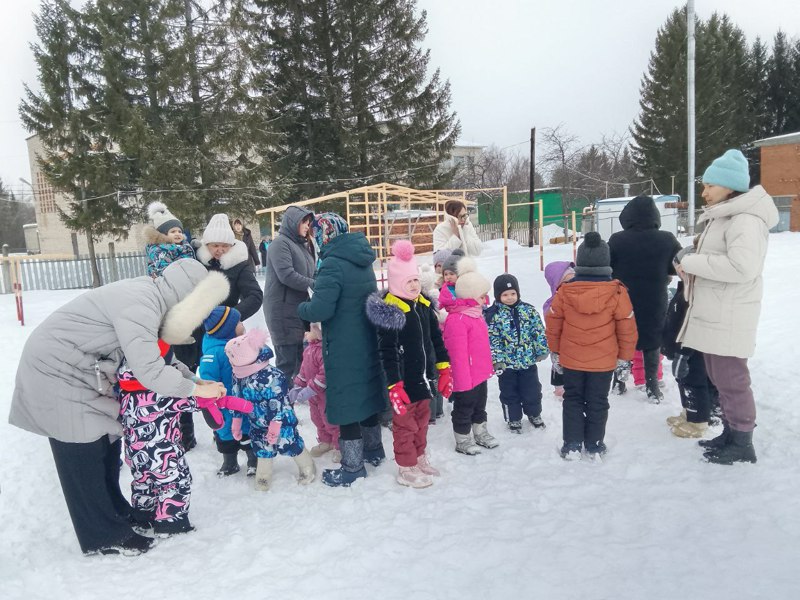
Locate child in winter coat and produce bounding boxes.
[366,240,452,488]
[225,329,316,491]
[543,261,575,398]
[118,340,249,536]
[288,322,341,462]
[419,254,449,424]
[198,305,259,477]
[486,273,550,433]
[545,232,638,460]
[442,257,498,455]
[145,202,195,278]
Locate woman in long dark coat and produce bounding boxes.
[298,213,387,487]
[609,195,681,403]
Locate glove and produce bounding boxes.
[266,419,282,445]
[614,360,632,383]
[492,362,505,376]
[551,353,563,375]
[437,367,453,398]
[217,395,254,414]
[536,351,550,363]
[231,417,243,441]
[672,353,691,382]
[287,385,303,404]
[296,387,317,404]
[388,382,411,416]
[196,396,224,430]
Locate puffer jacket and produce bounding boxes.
[545,278,638,372]
[485,301,549,370]
[677,185,778,358]
[198,333,249,439]
[197,240,263,320]
[443,304,494,392]
[9,260,229,442]
[144,226,196,278]
[294,339,326,397]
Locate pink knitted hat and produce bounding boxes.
[225,329,270,377]
[387,240,420,299]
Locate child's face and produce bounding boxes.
[443,270,457,284]
[478,293,488,305]
[434,264,443,275]
[234,321,246,336]
[500,289,518,306]
[403,278,422,298]
[167,227,185,244]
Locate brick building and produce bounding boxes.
[752,131,800,231]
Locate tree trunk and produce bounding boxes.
[86,229,102,288]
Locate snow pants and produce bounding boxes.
[676,351,718,424]
[309,392,340,449]
[562,368,614,452]
[451,381,488,435]
[392,399,431,467]
[498,365,542,422]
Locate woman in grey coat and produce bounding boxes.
[263,205,316,379]
[9,259,229,555]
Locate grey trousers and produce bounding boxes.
[704,354,756,432]
[274,343,304,381]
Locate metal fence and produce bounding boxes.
[1,252,147,293]
[475,222,540,245]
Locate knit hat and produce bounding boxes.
[702,149,750,193]
[493,273,520,303]
[203,305,241,340]
[225,328,269,374]
[313,212,349,249]
[201,213,236,245]
[387,240,420,299]
[432,248,453,268]
[454,257,490,300]
[148,201,183,235]
[575,232,612,276]
[441,249,465,275]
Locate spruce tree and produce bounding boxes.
[748,37,773,140]
[766,31,794,136]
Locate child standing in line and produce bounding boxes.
[288,323,341,462]
[225,329,316,491]
[419,251,450,424]
[145,202,196,278]
[442,258,498,455]
[198,305,259,477]
[546,232,638,460]
[366,240,452,488]
[485,274,550,433]
[543,261,575,398]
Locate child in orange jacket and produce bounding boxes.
[545,232,637,460]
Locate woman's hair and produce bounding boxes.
[301,213,314,225]
[444,200,466,218]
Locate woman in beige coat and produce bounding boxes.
[676,149,779,465]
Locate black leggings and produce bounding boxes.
[339,413,380,440]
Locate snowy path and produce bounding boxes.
[1,236,799,599]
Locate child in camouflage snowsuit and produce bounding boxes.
[485,273,550,433]
[225,329,316,491]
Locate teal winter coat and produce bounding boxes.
[297,233,387,425]
[485,301,549,370]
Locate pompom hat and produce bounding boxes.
[225,329,271,377]
[575,231,612,276]
[202,213,236,245]
[148,201,183,235]
[454,257,490,300]
[387,240,420,299]
[702,149,750,193]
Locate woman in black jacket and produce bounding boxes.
[233,218,261,268]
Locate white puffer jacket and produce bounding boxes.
[677,186,779,358]
[432,215,482,256]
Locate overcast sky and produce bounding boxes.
[1,0,798,197]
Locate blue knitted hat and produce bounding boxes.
[203,305,241,340]
[702,149,750,193]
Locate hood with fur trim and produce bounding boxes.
[144,225,178,246]
[196,239,249,270]
[365,290,436,331]
[159,270,230,344]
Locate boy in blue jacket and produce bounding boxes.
[485,274,549,433]
[198,306,254,476]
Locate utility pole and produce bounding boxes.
[528,127,536,247]
[687,0,697,234]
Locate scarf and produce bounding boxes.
[452,303,483,319]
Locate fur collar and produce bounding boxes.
[365,290,435,331]
[160,271,230,344]
[144,225,176,246]
[196,240,249,270]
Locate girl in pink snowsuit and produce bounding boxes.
[290,323,341,461]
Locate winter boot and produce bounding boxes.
[293,448,317,484]
[585,440,608,459]
[361,424,386,467]
[704,429,757,465]
[643,349,663,404]
[310,442,333,458]
[217,453,240,477]
[560,442,582,461]
[671,420,708,439]
[180,413,197,451]
[698,421,731,449]
[454,432,481,455]
[96,533,156,556]
[666,409,687,427]
[508,420,523,434]
[472,422,499,449]
[528,415,546,429]
[645,384,664,404]
[152,518,195,538]
[322,438,367,487]
[245,447,258,477]
[417,454,441,476]
[396,466,433,488]
[254,457,273,491]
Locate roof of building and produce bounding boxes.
[752,131,800,148]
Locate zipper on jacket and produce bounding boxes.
[416,303,428,380]
[94,361,103,392]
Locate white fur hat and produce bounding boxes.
[454,257,490,300]
[201,213,236,245]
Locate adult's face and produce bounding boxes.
[233,221,243,233]
[702,184,732,206]
[298,218,311,238]
[207,243,232,260]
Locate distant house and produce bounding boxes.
[442,144,485,174]
[752,131,800,232]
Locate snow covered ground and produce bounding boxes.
[1,235,799,600]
